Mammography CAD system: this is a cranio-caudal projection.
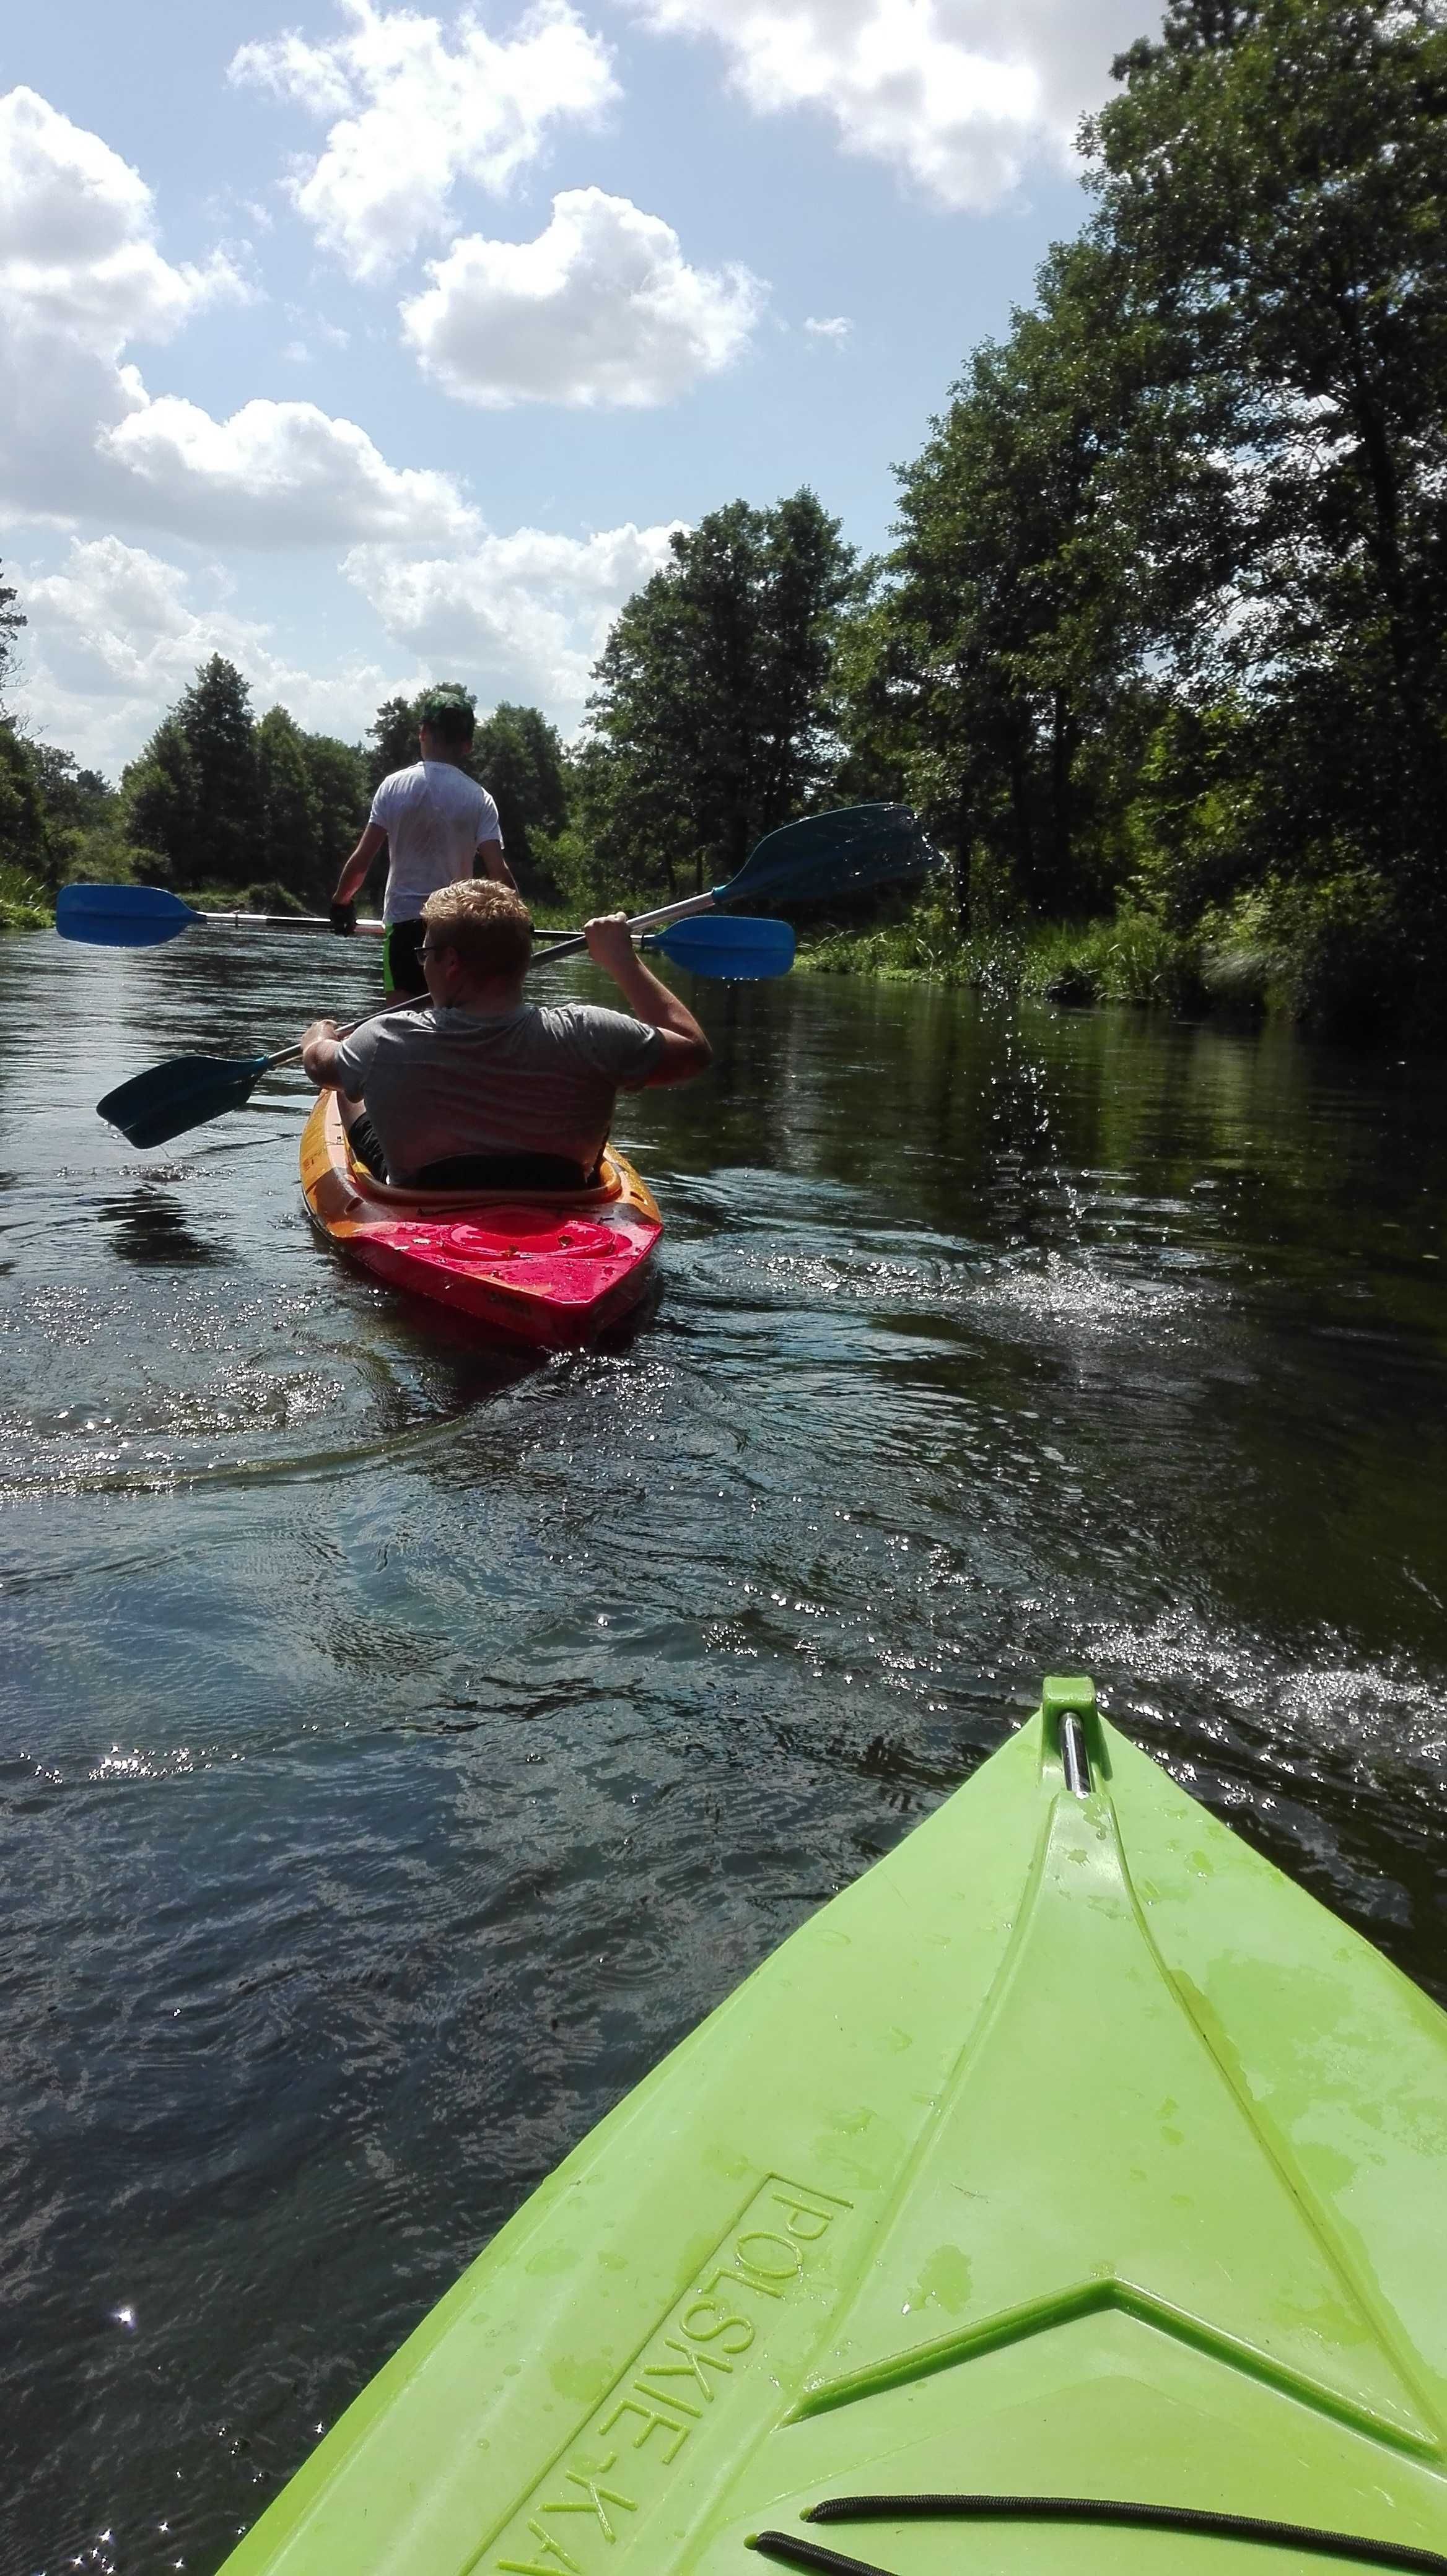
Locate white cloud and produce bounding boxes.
[15,519,686,772]
[0,86,477,549]
[14,534,416,773]
[627,0,1147,208]
[101,393,479,544]
[401,189,764,407]
[804,313,852,341]
[0,85,241,350]
[230,0,618,281]
[344,520,683,716]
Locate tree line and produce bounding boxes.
[4,0,1445,1029]
[570,0,1447,1032]
[0,622,570,911]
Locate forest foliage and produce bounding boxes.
[834,0,1447,1035]
[4,0,1447,1035]
[0,645,570,917]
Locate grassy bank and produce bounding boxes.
[0,864,52,931]
[795,879,1443,1043]
[797,887,1223,1011]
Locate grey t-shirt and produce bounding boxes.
[330,1000,664,1182]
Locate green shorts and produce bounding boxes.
[382,916,426,998]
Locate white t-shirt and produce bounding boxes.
[369,760,504,924]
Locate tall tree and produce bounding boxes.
[29,746,111,825]
[584,492,860,892]
[175,656,258,882]
[1087,0,1447,905]
[473,703,567,886]
[123,716,200,880]
[302,733,370,893]
[0,725,46,874]
[255,706,319,890]
[367,695,419,791]
[859,240,1230,912]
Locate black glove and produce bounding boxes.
[330,900,356,936]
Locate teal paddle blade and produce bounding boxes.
[97,1053,272,1149]
[648,916,795,977]
[715,805,935,909]
[56,884,200,946]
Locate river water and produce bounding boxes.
[3,926,1445,2575]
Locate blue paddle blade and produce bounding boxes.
[649,916,795,977]
[56,884,200,946]
[713,805,936,909]
[97,1054,271,1149]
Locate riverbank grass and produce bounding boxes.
[797,884,1282,1019]
[0,864,52,931]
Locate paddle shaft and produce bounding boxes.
[267,990,414,1074]
[540,893,717,963]
[209,910,702,942]
[208,910,386,935]
[267,895,724,1073]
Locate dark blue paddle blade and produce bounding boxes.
[56,884,201,947]
[712,806,935,909]
[649,916,795,977]
[97,1054,271,1149]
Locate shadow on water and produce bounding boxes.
[98,1188,227,1267]
[0,930,1445,2575]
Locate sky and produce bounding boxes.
[0,0,1153,779]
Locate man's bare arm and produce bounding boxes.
[333,820,386,909]
[475,837,517,890]
[582,914,712,1087]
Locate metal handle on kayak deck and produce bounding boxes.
[1041,1676,1099,1797]
[1059,1715,1091,1798]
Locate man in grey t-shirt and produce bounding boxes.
[299,880,712,1188]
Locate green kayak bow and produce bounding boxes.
[217,1679,1447,2576]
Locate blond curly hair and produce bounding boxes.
[421,879,533,978]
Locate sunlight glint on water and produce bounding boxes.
[0,925,1443,2574]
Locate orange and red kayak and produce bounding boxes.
[299,1090,662,1345]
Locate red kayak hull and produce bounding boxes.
[299,1092,662,1346]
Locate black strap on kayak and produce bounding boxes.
[749,2495,1447,2574]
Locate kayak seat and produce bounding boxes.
[343,1136,622,1211]
[412,1151,595,1190]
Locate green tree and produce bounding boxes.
[1088,0,1447,910]
[123,716,200,881]
[175,656,258,882]
[255,707,320,890]
[839,0,1447,1031]
[583,491,861,894]
[302,732,369,893]
[473,702,568,886]
[367,694,418,791]
[30,746,111,826]
[860,240,1228,913]
[0,724,47,873]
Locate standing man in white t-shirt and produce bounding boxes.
[330,683,516,995]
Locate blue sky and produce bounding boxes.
[1,0,1149,777]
